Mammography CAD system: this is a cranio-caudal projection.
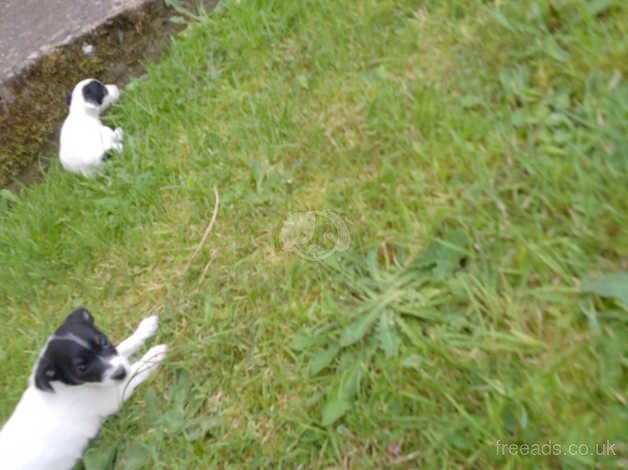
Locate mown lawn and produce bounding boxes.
[0,0,626,468]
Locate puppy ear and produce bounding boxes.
[65,91,72,107]
[66,307,94,325]
[34,357,55,392]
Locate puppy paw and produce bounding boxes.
[137,315,159,340]
[143,344,168,366]
[132,344,167,379]
[112,141,124,153]
[105,128,124,154]
[123,344,168,400]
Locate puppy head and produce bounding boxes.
[34,308,129,392]
[66,79,120,115]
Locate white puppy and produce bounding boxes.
[0,308,167,470]
[59,79,124,176]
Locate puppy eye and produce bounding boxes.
[75,363,88,373]
[100,336,109,347]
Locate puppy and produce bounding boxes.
[59,79,124,176]
[0,308,167,470]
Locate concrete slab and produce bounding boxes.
[0,0,147,82]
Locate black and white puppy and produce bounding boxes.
[0,308,167,470]
[59,78,124,176]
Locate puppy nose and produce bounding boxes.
[111,366,127,381]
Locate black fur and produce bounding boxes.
[34,357,55,392]
[81,80,108,107]
[34,308,118,392]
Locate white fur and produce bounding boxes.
[59,79,124,177]
[0,316,166,470]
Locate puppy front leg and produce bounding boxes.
[116,315,159,358]
[100,126,123,154]
[122,344,167,401]
[111,127,124,153]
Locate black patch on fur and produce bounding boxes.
[81,80,108,106]
[34,307,118,392]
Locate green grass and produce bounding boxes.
[1,0,627,468]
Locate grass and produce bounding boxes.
[0,0,627,468]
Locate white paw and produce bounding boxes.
[137,315,158,340]
[123,344,167,400]
[144,344,168,365]
[112,142,123,153]
[113,127,124,141]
